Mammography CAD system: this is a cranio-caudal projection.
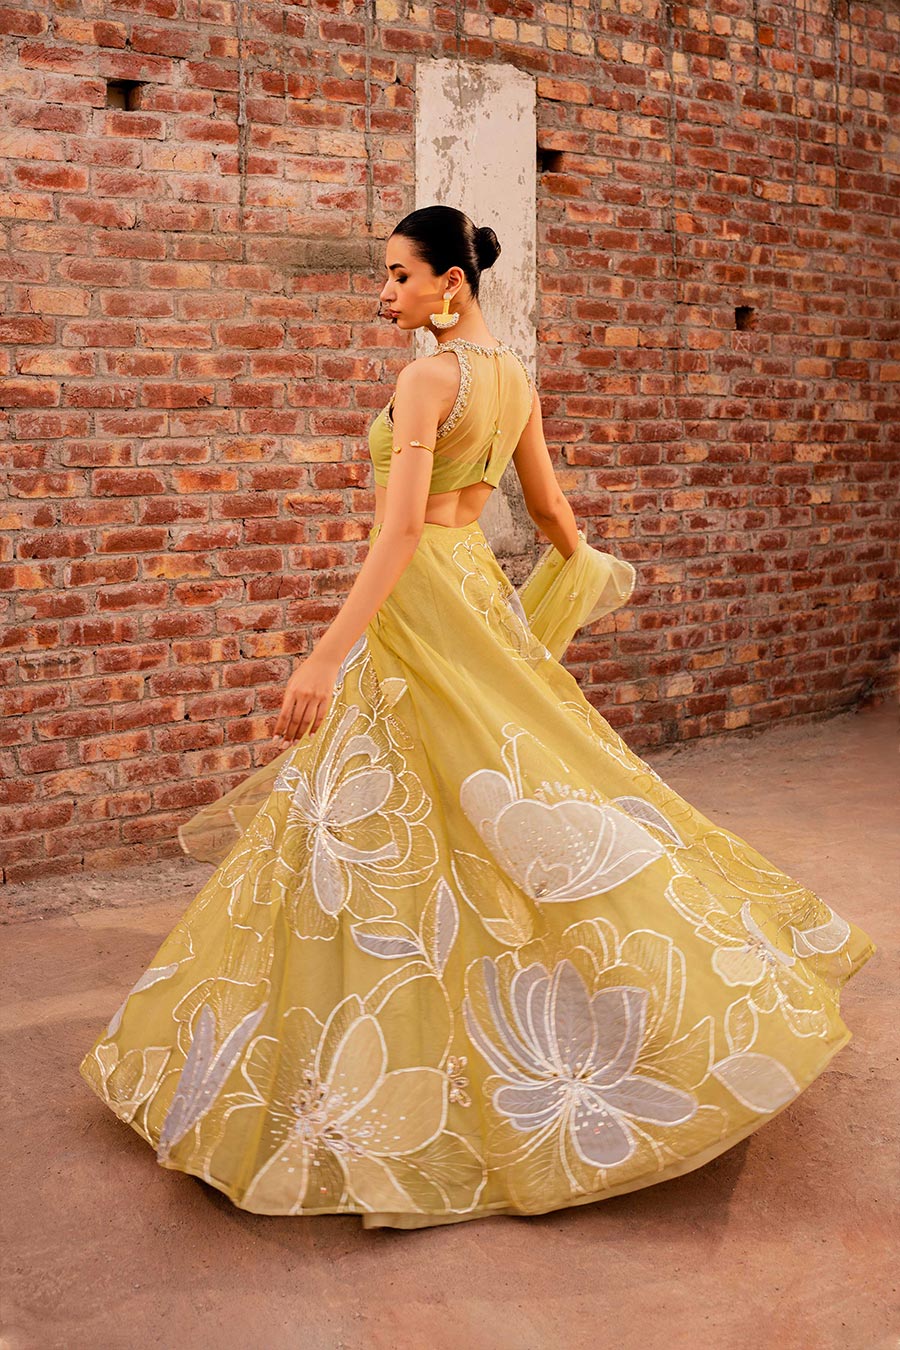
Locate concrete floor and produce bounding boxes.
[1,705,897,1350]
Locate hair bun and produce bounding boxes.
[475,225,501,271]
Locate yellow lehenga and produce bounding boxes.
[78,337,876,1230]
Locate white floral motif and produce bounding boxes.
[710,1052,800,1113]
[87,1041,171,1126]
[713,900,798,986]
[271,700,438,938]
[448,535,553,666]
[104,920,198,1036]
[558,696,669,784]
[499,585,554,663]
[281,705,402,914]
[446,1054,471,1107]
[665,830,855,1038]
[504,584,530,631]
[157,999,268,1161]
[463,955,698,1169]
[459,764,666,902]
[106,963,183,1038]
[789,907,851,958]
[240,996,485,1216]
[612,795,686,848]
[350,876,459,978]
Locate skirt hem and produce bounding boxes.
[78,1003,865,1231]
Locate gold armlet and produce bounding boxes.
[392,439,435,456]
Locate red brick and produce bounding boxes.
[1,3,896,881]
[0,316,55,343]
[0,380,59,405]
[95,642,168,673]
[14,164,89,192]
[130,25,195,58]
[61,320,138,346]
[104,112,166,140]
[99,527,169,552]
[95,581,168,610]
[0,7,48,36]
[62,200,140,230]
[140,383,215,408]
[66,556,137,583]
[92,469,167,496]
[16,531,89,559]
[217,322,284,349]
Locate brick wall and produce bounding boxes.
[2,0,898,882]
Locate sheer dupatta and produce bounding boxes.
[512,528,636,661]
[177,528,636,866]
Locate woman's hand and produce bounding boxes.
[273,651,341,748]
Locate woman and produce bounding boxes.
[79,206,875,1230]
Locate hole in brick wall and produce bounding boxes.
[735,305,756,331]
[106,79,144,111]
[537,148,564,174]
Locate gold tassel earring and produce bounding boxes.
[430,290,459,330]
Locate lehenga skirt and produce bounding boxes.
[78,519,876,1229]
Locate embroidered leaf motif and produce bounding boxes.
[421,878,459,977]
[157,1001,267,1160]
[351,920,424,961]
[790,909,851,958]
[106,963,181,1037]
[724,996,758,1056]
[612,795,685,848]
[711,1052,800,1113]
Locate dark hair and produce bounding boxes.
[389,205,501,301]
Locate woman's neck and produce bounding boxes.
[432,325,499,348]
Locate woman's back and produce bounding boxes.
[368,337,535,527]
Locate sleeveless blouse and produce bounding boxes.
[367,337,535,492]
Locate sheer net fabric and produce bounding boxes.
[367,338,535,490]
[77,346,876,1230]
[175,528,638,867]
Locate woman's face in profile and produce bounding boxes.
[379,237,461,331]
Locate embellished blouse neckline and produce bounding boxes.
[379,337,533,448]
[432,338,511,356]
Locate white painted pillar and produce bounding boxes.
[414,59,537,551]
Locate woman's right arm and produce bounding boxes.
[512,388,580,559]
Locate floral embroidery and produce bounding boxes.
[84,1041,171,1127]
[78,516,874,1223]
[459,727,667,902]
[446,1054,471,1107]
[466,957,698,1167]
[157,1000,269,1162]
[665,831,856,1038]
[234,994,487,1216]
[106,960,185,1038]
[461,919,728,1208]
[270,700,438,939]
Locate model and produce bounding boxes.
[79,205,876,1229]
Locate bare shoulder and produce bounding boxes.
[399,351,457,384]
[396,351,460,405]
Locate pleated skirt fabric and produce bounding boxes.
[78,520,876,1228]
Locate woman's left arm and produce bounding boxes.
[273,360,443,746]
